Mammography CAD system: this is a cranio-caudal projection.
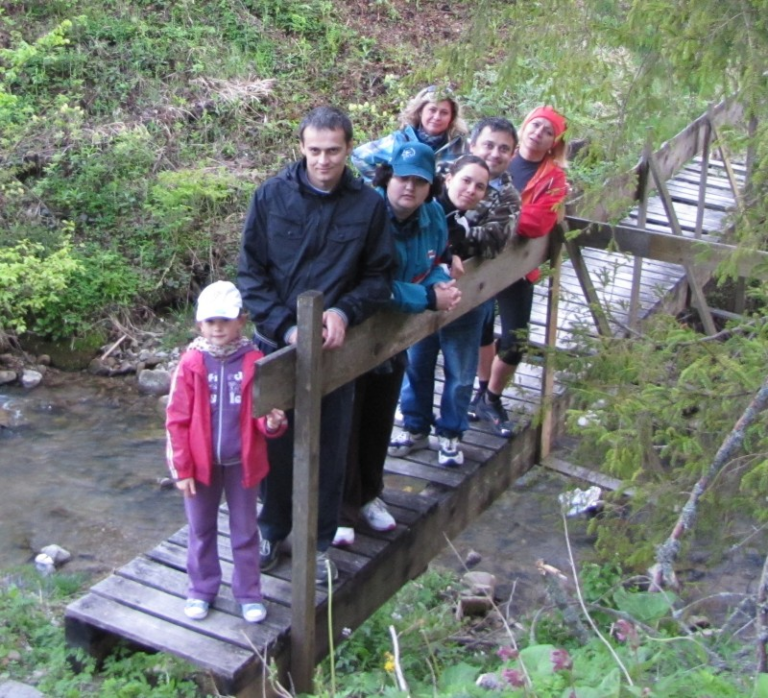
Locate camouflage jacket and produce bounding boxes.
[463,172,522,258]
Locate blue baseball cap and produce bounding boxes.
[390,142,436,183]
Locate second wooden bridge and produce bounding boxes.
[65,99,765,696]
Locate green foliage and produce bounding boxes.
[0,237,81,334]
[318,565,756,697]
[0,566,202,696]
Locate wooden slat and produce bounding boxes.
[66,594,257,692]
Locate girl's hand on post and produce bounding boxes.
[266,408,286,433]
[176,478,196,497]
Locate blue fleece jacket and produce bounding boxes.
[377,189,451,314]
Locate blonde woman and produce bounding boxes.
[352,85,468,182]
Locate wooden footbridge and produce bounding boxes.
[65,100,764,696]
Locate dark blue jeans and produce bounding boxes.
[258,381,355,551]
[400,302,488,439]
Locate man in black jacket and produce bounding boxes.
[238,106,394,583]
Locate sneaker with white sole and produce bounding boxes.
[438,436,464,467]
[242,602,267,623]
[388,430,430,457]
[332,526,355,547]
[184,598,209,621]
[360,497,396,531]
[316,550,338,585]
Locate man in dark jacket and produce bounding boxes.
[237,106,395,583]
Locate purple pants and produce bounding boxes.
[184,462,262,604]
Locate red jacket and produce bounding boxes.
[517,158,567,282]
[165,348,285,488]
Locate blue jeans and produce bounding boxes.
[400,302,488,439]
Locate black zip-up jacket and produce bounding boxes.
[237,160,395,350]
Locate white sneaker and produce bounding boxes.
[438,436,464,467]
[360,497,396,531]
[241,602,267,623]
[184,598,209,621]
[388,430,430,457]
[332,526,355,547]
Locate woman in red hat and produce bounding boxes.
[470,106,568,437]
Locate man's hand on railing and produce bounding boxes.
[433,280,462,312]
[321,310,347,349]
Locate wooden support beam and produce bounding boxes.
[711,122,744,211]
[291,291,324,694]
[540,224,564,459]
[563,235,611,337]
[647,153,717,335]
[629,140,651,330]
[541,456,634,496]
[694,112,712,240]
[567,218,768,282]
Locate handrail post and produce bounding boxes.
[540,223,564,459]
[694,109,712,240]
[291,291,324,694]
[629,134,652,331]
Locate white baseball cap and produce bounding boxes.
[196,281,243,321]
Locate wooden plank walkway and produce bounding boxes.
[64,154,741,696]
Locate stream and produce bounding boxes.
[1,371,764,622]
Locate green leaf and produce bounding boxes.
[752,673,768,698]
[612,588,677,623]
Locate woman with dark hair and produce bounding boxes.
[335,142,462,547]
[470,106,569,436]
[389,152,518,467]
[351,86,468,183]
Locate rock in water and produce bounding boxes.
[138,368,172,396]
[21,370,43,389]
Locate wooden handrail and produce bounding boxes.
[252,234,551,416]
[567,97,744,224]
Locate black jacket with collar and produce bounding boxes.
[237,160,395,349]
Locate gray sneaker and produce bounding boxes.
[388,430,430,457]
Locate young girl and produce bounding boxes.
[166,280,286,623]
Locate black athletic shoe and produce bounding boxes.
[467,390,485,422]
[475,396,513,438]
[259,537,282,571]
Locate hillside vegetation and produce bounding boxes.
[5,0,765,348]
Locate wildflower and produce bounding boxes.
[501,668,525,688]
[497,645,518,661]
[551,648,573,671]
[613,619,639,649]
[383,651,395,673]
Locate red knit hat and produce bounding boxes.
[522,106,567,141]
